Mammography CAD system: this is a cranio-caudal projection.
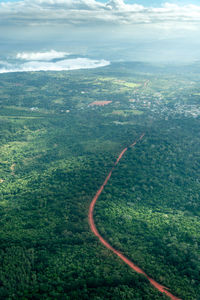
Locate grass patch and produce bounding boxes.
[111,109,143,116]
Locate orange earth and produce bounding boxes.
[89,133,181,300]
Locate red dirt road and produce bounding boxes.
[88,134,181,300]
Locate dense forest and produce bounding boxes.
[0,63,200,299]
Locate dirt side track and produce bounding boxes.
[88,134,181,300]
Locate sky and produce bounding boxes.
[1,0,200,4]
[0,0,200,63]
[98,0,200,5]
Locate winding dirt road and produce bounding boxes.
[88,134,181,300]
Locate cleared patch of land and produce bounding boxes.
[111,110,143,116]
[89,101,112,106]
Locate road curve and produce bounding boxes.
[88,133,181,300]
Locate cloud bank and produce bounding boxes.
[0,0,200,28]
[0,54,110,73]
[16,50,70,61]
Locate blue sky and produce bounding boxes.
[0,0,199,4]
[0,0,200,7]
[98,0,200,4]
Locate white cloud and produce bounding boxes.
[0,57,110,73]
[0,0,200,27]
[106,0,143,11]
[16,50,70,61]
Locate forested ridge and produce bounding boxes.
[0,64,200,299]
